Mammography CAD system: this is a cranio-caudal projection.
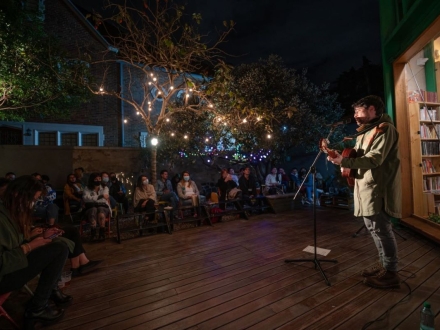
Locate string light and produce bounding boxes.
[166,118,170,122]
[170,86,174,90]
[267,134,271,139]
[99,86,104,92]
[153,77,157,81]
[124,119,127,123]
[148,82,152,85]
[150,73,154,77]
[242,118,247,123]
[184,135,188,139]
[171,132,175,136]
[136,111,140,115]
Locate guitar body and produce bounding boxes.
[340,148,357,186]
[319,138,357,186]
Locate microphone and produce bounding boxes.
[326,117,351,126]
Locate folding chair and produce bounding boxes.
[0,292,19,329]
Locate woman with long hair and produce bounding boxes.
[63,173,83,215]
[133,174,157,221]
[82,172,111,241]
[0,176,72,328]
[176,171,205,217]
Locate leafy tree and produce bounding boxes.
[0,0,91,120]
[206,56,345,178]
[85,0,233,184]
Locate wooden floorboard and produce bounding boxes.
[1,206,440,330]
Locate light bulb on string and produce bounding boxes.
[153,77,157,81]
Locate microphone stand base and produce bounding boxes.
[284,258,338,286]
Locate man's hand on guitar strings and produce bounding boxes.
[327,151,343,166]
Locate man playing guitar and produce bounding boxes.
[327,95,402,289]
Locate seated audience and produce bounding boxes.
[133,174,157,221]
[217,168,239,206]
[171,173,181,193]
[101,171,117,209]
[74,167,85,187]
[156,170,179,218]
[290,168,301,190]
[278,168,290,192]
[63,173,83,215]
[177,171,205,217]
[83,173,111,241]
[0,176,72,328]
[300,168,322,205]
[228,168,239,185]
[31,172,59,226]
[4,172,15,181]
[239,166,257,200]
[265,167,282,195]
[109,172,129,214]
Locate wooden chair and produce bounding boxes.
[0,292,19,329]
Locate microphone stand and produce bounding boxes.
[285,149,338,286]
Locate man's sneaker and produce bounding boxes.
[363,270,400,289]
[361,261,384,277]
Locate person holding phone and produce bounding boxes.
[0,176,73,328]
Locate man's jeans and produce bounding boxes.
[34,203,59,224]
[363,209,398,272]
[159,192,179,210]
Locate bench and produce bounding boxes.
[172,204,213,231]
[265,193,302,213]
[115,208,172,243]
[320,193,353,209]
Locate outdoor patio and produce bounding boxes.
[2,205,440,329]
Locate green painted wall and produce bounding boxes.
[380,0,440,115]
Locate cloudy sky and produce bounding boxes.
[72,0,382,84]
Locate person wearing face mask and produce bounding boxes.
[177,171,205,217]
[82,173,111,242]
[109,172,129,214]
[101,172,118,210]
[63,173,83,216]
[133,175,157,221]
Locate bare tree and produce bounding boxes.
[85,0,233,184]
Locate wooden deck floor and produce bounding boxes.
[2,205,440,329]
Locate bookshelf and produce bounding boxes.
[409,102,440,217]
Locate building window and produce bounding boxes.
[38,132,57,146]
[82,133,98,146]
[61,133,78,146]
[0,127,23,145]
[139,132,148,148]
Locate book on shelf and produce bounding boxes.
[422,159,437,173]
[419,106,438,121]
[420,123,440,138]
[421,141,440,155]
[409,90,439,103]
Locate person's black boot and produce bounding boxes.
[90,227,97,242]
[98,227,106,241]
[24,304,64,330]
[50,287,73,307]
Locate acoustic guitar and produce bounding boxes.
[319,138,356,186]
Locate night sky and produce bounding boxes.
[72,0,382,84]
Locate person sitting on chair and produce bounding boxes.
[109,172,129,214]
[82,173,111,242]
[63,173,83,217]
[0,176,72,328]
[177,171,205,217]
[156,170,179,219]
[31,172,59,226]
[133,174,157,221]
[265,167,282,195]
